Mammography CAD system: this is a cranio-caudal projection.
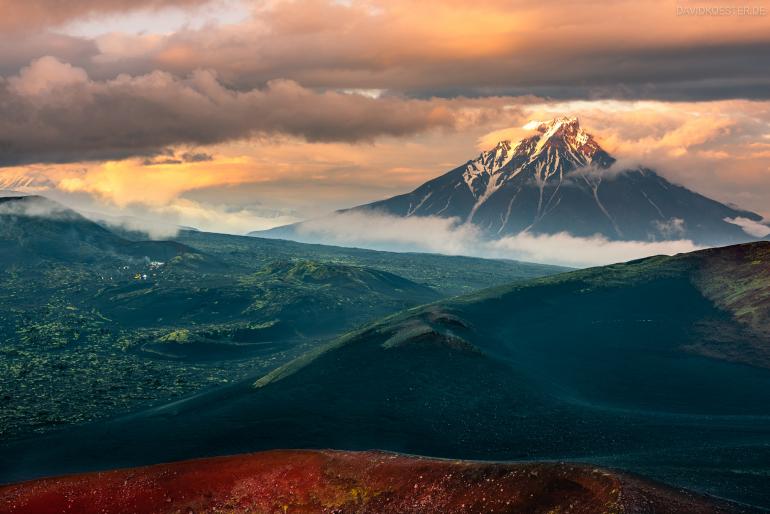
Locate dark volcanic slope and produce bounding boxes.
[0,195,564,443]
[0,450,753,514]
[3,243,770,508]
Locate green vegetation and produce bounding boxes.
[4,198,770,509]
[172,230,565,296]
[9,242,769,506]
[0,197,564,440]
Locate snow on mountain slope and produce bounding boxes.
[254,117,768,247]
[349,117,765,246]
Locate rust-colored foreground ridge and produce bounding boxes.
[0,450,749,513]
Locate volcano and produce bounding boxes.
[256,117,768,247]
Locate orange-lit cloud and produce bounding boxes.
[55,158,256,205]
[0,0,769,235]
[4,97,770,233]
[67,0,770,100]
[0,56,521,166]
[0,0,210,31]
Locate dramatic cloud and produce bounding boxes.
[1,1,769,101]
[0,0,210,31]
[5,96,770,234]
[289,210,703,267]
[1,0,768,241]
[0,57,514,165]
[14,0,762,102]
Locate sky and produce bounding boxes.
[1,0,770,251]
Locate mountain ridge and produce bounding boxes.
[0,195,203,265]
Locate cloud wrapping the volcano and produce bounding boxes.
[290,210,703,267]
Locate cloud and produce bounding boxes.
[82,210,182,240]
[1,1,768,102]
[7,56,89,95]
[0,195,74,218]
[7,0,762,102]
[0,57,516,166]
[7,95,770,231]
[86,197,301,237]
[0,0,211,31]
[180,151,213,162]
[142,149,214,165]
[290,210,702,267]
[653,217,686,239]
[724,216,770,238]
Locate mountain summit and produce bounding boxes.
[256,117,767,246]
[456,116,614,225]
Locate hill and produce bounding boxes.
[0,197,563,441]
[0,450,753,514]
[3,242,769,508]
[174,229,566,296]
[0,196,200,265]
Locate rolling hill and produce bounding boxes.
[2,242,770,508]
[0,196,201,265]
[174,229,566,296]
[0,195,563,442]
[0,450,753,514]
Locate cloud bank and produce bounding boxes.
[0,0,210,31]
[1,0,769,235]
[289,211,702,268]
[725,216,770,238]
[1,0,769,102]
[0,56,514,165]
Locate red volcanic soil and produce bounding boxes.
[0,450,751,513]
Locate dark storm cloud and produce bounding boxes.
[0,57,511,166]
[33,0,763,103]
[1,1,769,105]
[1,0,769,167]
[0,33,97,77]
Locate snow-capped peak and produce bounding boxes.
[531,117,589,155]
[459,116,614,213]
[470,116,611,174]
[464,140,514,177]
[532,116,579,133]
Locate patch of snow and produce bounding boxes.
[407,191,433,216]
